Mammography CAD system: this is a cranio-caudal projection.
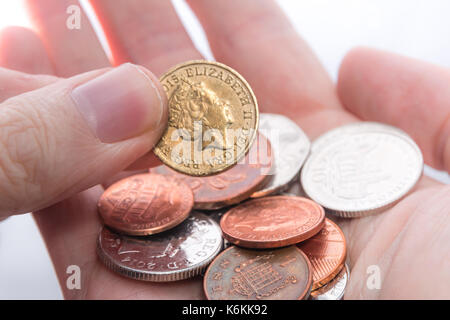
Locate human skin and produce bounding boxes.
[0,0,448,299]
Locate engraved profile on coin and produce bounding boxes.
[154,60,259,176]
[203,246,312,300]
[169,78,235,152]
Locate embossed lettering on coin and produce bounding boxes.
[301,123,423,217]
[297,218,346,290]
[204,246,312,300]
[98,173,193,235]
[97,212,222,282]
[152,134,272,210]
[220,196,325,248]
[154,60,259,176]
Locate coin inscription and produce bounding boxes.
[204,246,312,300]
[154,60,259,176]
[97,212,222,282]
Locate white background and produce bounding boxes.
[0,0,449,299]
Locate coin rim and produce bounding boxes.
[154,60,259,177]
[152,134,273,210]
[301,125,424,216]
[298,218,347,290]
[220,196,326,249]
[97,212,223,282]
[309,263,349,300]
[251,113,311,198]
[203,245,313,300]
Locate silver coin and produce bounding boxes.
[301,122,423,217]
[311,122,411,153]
[97,211,223,282]
[310,264,349,300]
[201,208,233,250]
[251,113,311,197]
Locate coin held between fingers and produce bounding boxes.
[154,60,259,176]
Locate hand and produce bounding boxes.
[1,0,448,299]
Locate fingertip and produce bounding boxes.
[0,26,53,74]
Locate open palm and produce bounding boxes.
[1,0,448,299]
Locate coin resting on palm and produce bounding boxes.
[97,212,222,282]
[297,218,347,290]
[154,60,259,176]
[301,123,423,217]
[97,174,193,236]
[220,196,326,249]
[203,246,313,300]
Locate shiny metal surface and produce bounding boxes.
[252,113,310,197]
[301,122,423,217]
[97,212,223,282]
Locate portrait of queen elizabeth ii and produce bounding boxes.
[168,77,235,152]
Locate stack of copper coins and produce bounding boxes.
[95,60,424,300]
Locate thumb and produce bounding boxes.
[0,63,168,217]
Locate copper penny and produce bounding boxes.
[310,264,349,300]
[98,173,193,236]
[97,212,223,282]
[203,246,312,300]
[151,134,272,210]
[220,196,326,249]
[297,218,347,290]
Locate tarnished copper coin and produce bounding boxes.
[204,246,312,300]
[297,218,347,290]
[220,196,326,249]
[97,212,223,282]
[152,134,272,210]
[98,173,193,236]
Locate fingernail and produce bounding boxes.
[71,63,166,143]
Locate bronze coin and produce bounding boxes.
[297,218,347,290]
[98,173,193,236]
[203,246,312,300]
[151,134,272,210]
[97,212,223,282]
[220,196,326,249]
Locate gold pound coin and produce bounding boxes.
[154,60,259,176]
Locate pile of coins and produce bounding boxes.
[95,61,424,300]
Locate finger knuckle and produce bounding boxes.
[0,101,51,213]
